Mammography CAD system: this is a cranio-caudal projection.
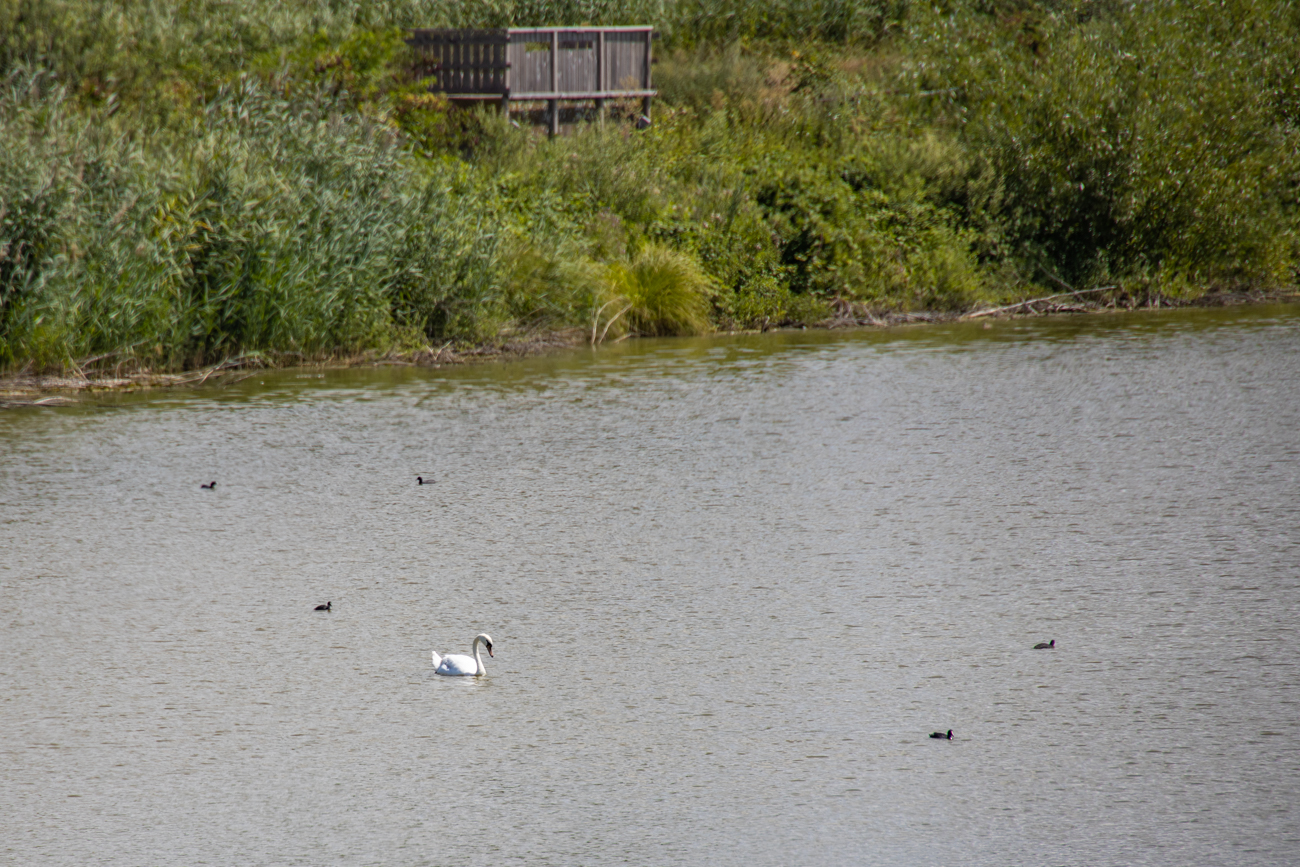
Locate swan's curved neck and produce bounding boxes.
[472,636,487,676]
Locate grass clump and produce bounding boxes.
[598,244,714,340]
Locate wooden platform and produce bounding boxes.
[406,26,656,134]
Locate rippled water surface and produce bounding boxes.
[3,306,1299,866]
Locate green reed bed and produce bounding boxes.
[3,72,408,369]
[2,0,1298,376]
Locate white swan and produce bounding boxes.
[432,633,494,676]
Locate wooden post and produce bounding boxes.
[501,32,512,116]
[642,29,653,124]
[549,29,559,137]
[594,30,605,126]
[458,37,464,93]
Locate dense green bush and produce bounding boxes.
[669,0,909,46]
[908,0,1300,291]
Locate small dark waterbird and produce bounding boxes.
[1033,639,1055,650]
[930,729,953,740]
[200,481,216,489]
[314,601,331,611]
[416,476,434,485]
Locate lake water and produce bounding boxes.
[3,305,1299,866]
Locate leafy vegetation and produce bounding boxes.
[2,0,1297,373]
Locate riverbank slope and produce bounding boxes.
[3,1,1297,381]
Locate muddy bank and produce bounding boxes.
[0,328,589,405]
[4,289,1297,406]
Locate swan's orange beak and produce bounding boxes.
[487,646,494,657]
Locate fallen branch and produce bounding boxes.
[590,298,621,345]
[2,395,77,407]
[963,286,1117,320]
[219,370,262,386]
[177,354,265,385]
[597,303,633,345]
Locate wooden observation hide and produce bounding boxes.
[406,26,655,135]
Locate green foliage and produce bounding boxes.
[2,0,1298,374]
[654,43,778,116]
[719,275,831,328]
[669,0,910,46]
[0,70,508,369]
[749,149,987,309]
[600,244,714,338]
[0,73,72,347]
[909,0,1300,289]
[266,27,413,101]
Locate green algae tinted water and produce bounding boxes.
[3,305,1299,865]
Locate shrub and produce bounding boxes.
[910,0,1300,289]
[752,158,986,308]
[721,274,832,328]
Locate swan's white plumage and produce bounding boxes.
[434,652,479,675]
[432,633,493,677]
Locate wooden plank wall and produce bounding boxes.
[557,33,596,93]
[409,27,653,98]
[605,30,649,92]
[508,33,551,94]
[408,29,509,94]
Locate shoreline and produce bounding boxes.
[3,288,1297,406]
